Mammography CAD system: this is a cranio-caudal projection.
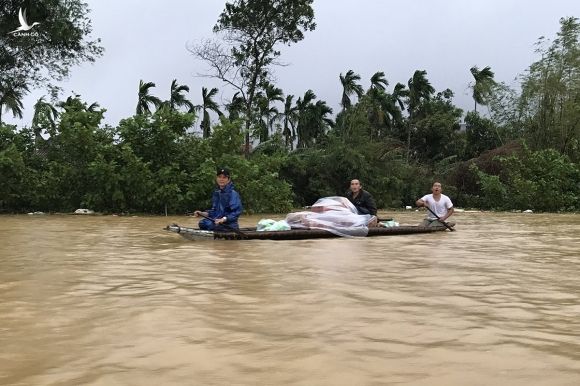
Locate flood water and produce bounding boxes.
[1,211,579,385]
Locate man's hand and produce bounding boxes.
[215,216,227,224]
[416,199,429,208]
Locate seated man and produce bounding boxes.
[415,181,454,227]
[345,179,377,216]
[194,167,243,231]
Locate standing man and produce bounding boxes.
[345,179,377,216]
[194,167,243,231]
[416,182,454,227]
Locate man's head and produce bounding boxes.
[431,182,442,195]
[216,167,231,188]
[350,179,362,193]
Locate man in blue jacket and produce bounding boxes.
[194,167,243,231]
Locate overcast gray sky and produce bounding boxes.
[7,0,580,127]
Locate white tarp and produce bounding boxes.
[285,196,375,237]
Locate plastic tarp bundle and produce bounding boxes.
[285,196,374,237]
[380,220,399,227]
[257,219,291,231]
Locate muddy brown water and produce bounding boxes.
[1,212,579,385]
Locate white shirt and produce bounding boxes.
[421,194,453,219]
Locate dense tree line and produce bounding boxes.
[1,0,578,213]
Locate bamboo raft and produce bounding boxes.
[165,223,455,241]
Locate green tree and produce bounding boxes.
[36,95,112,211]
[31,96,58,138]
[486,82,520,139]
[470,65,496,112]
[362,76,405,139]
[86,102,100,113]
[0,125,26,211]
[281,95,298,149]
[190,0,316,156]
[412,90,463,162]
[167,79,195,112]
[295,90,316,148]
[0,80,28,125]
[119,108,196,169]
[406,70,435,160]
[1,1,103,96]
[407,70,435,119]
[470,146,580,211]
[295,90,333,148]
[464,111,502,158]
[255,82,284,142]
[388,82,408,131]
[136,80,162,115]
[359,91,389,139]
[226,92,245,121]
[369,71,389,91]
[339,69,364,111]
[196,87,223,138]
[519,17,580,157]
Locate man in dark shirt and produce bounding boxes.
[345,179,377,216]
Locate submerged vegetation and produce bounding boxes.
[1,1,579,214]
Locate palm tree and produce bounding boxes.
[369,71,389,91]
[407,70,435,119]
[295,90,333,148]
[406,70,435,159]
[470,66,496,112]
[87,102,101,112]
[226,92,245,121]
[255,82,284,141]
[168,79,195,112]
[363,89,393,138]
[196,87,222,138]
[392,83,408,111]
[310,100,334,141]
[388,82,409,129]
[57,95,98,113]
[262,82,284,130]
[0,81,28,125]
[255,93,279,142]
[339,70,364,111]
[281,95,298,149]
[57,95,80,112]
[136,80,162,115]
[32,97,58,136]
[295,90,317,149]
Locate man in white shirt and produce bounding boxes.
[416,182,454,227]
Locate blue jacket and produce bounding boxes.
[206,181,243,227]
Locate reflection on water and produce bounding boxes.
[1,212,579,385]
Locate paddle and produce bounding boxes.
[423,205,455,232]
[194,211,247,239]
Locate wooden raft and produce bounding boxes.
[165,223,455,241]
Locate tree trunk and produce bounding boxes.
[244,120,251,157]
[406,126,411,162]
